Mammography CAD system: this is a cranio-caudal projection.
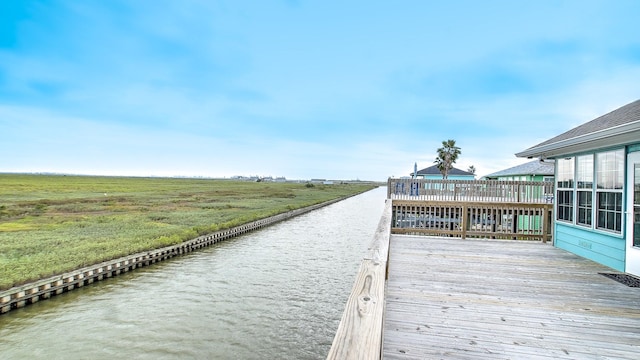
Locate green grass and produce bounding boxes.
[0,174,376,290]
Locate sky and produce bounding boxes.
[1,1,639,181]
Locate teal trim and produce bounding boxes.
[447,175,476,180]
[554,223,625,271]
[628,144,640,153]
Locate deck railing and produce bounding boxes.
[391,200,553,242]
[387,178,554,204]
[387,178,554,242]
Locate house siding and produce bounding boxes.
[490,175,552,182]
[421,175,475,181]
[555,222,625,271]
[445,174,475,181]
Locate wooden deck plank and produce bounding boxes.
[382,236,640,359]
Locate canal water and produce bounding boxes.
[0,187,387,359]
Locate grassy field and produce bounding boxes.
[0,174,377,290]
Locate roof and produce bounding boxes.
[411,164,474,177]
[484,159,555,178]
[516,99,640,158]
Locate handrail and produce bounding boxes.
[326,200,392,360]
[387,178,554,204]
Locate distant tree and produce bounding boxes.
[434,139,461,179]
[467,165,476,175]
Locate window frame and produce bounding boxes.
[595,149,624,233]
[575,155,594,227]
[556,157,574,223]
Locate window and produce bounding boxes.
[576,155,593,227]
[557,190,574,222]
[556,158,574,188]
[556,158,574,222]
[596,150,624,232]
[577,192,592,226]
[597,192,623,232]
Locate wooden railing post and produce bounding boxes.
[387,178,391,199]
[327,201,392,360]
[461,204,468,239]
[453,182,458,201]
[542,207,549,244]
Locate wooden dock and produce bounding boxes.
[383,235,640,359]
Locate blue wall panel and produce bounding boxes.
[554,223,625,271]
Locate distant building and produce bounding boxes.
[411,164,475,180]
[483,159,555,182]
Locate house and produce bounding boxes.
[411,164,475,180]
[405,164,475,196]
[482,159,555,233]
[483,159,555,182]
[516,99,640,276]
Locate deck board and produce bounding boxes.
[383,236,640,359]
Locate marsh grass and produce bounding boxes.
[0,174,376,290]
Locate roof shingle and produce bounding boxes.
[484,159,555,178]
[412,165,474,177]
[522,99,640,151]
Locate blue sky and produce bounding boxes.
[1,0,639,181]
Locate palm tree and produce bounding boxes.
[434,139,461,179]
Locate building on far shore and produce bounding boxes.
[410,164,475,180]
[483,159,555,182]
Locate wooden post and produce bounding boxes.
[327,201,391,360]
[461,204,467,239]
[453,182,458,201]
[542,207,549,244]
